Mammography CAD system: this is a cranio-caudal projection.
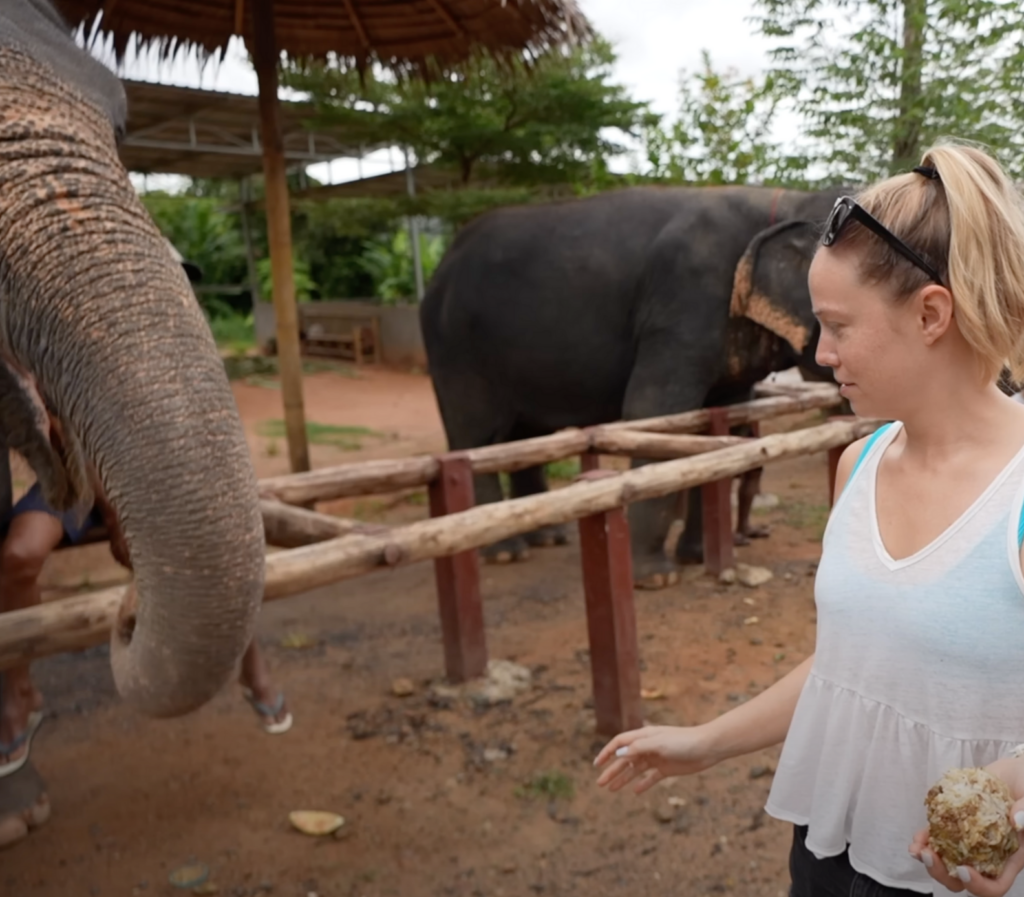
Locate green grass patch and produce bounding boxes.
[257,420,387,451]
[223,355,277,381]
[245,376,281,390]
[223,354,360,382]
[498,458,583,496]
[781,500,830,541]
[515,771,575,802]
[545,458,582,481]
[209,314,254,355]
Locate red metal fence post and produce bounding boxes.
[576,470,643,737]
[701,407,734,576]
[580,452,601,473]
[428,452,487,682]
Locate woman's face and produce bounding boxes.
[809,247,925,419]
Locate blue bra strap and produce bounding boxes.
[1018,503,1024,549]
[843,422,894,493]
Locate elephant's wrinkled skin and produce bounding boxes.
[0,1,265,713]
[421,186,842,586]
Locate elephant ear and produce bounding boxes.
[729,219,822,354]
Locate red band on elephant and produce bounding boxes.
[769,188,785,226]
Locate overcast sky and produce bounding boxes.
[99,0,778,187]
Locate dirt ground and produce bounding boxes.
[3,362,836,897]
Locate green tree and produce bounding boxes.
[291,198,402,299]
[283,37,649,187]
[640,51,811,186]
[141,192,251,295]
[752,0,1024,182]
[358,230,448,303]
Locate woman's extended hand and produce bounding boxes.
[909,758,1024,896]
[593,725,720,794]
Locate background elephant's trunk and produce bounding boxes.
[0,50,264,716]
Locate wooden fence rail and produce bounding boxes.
[258,390,843,506]
[0,416,879,675]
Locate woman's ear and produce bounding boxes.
[918,285,955,345]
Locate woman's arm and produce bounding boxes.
[593,432,870,793]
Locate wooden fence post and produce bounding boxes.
[580,452,601,473]
[428,453,487,682]
[576,470,643,736]
[826,415,858,506]
[701,407,734,576]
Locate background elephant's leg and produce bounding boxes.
[627,489,686,588]
[675,488,706,564]
[676,401,768,561]
[622,332,723,588]
[736,466,769,543]
[430,369,528,564]
[510,465,569,548]
[470,471,529,563]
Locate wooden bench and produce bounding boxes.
[300,305,381,364]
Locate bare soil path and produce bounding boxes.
[4,364,833,897]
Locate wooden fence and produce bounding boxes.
[0,382,876,736]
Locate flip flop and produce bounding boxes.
[241,688,293,735]
[0,711,44,779]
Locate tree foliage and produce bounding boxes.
[639,51,811,186]
[141,193,250,291]
[752,0,1024,182]
[283,37,649,187]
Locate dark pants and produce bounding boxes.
[0,483,103,546]
[789,826,926,897]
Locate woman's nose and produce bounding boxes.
[815,336,838,369]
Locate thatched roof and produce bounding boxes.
[56,0,591,70]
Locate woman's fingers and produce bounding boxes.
[632,767,664,795]
[908,827,930,859]
[593,729,649,769]
[917,849,966,893]
[969,843,1024,897]
[603,753,653,793]
[601,761,640,792]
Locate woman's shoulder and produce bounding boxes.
[832,423,896,501]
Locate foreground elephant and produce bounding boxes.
[0,0,265,833]
[421,185,841,587]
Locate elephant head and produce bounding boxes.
[729,218,834,381]
[0,18,264,717]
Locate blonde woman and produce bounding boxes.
[594,143,1024,897]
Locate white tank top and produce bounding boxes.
[766,421,1024,894]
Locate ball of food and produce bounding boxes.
[925,767,1019,878]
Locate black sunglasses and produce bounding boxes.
[821,196,945,287]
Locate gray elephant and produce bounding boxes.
[421,184,842,588]
[0,0,264,840]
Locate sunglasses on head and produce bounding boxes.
[820,196,945,287]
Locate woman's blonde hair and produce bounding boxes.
[832,140,1024,382]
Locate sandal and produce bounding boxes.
[241,688,293,735]
[0,711,43,779]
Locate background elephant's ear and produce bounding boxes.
[729,220,823,354]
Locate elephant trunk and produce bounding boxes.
[0,49,264,717]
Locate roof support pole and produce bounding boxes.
[404,147,425,302]
[251,0,310,473]
[239,176,261,303]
